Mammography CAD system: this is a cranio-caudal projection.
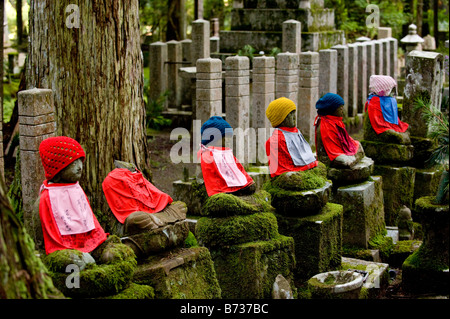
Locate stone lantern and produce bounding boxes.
[401,24,424,53]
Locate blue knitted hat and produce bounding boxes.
[201,116,233,146]
[315,93,345,115]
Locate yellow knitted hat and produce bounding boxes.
[266,97,297,127]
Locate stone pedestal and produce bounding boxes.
[327,156,374,186]
[276,203,343,281]
[132,247,222,299]
[195,191,296,298]
[402,196,449,294]
[361,140,414,164]
[334,176,386,248]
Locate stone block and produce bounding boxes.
[413,168,443,202]
[300,51,320,64]
[225,84,250,97]
[196,79,222,89]
[374,40,384,75]
[225,76,250,85]
[331,44,348,109]
[361,140,414,164]
[297,86,319,143]
[347,43,359,117]
[192,19,210,63]
[196,57,222,73]
[18,88,54,117]
[133,247,222,299]
[269,181,332,217]
[210,235,296,299]
[277,52,300,69]
[149,42,168,104]
[253,56,276,69]
[378,27,392,39]
[172,179,207,216]
[299,76,320,88]
[196,88,222,101]
[334,176,386,248]
[20,133,55,152]
[196,212,279,248]
[19,113,55,126]
[408,136,436,168]
[319,49,337,96]
[195,100,223,124]
[276,202,344,281]
[327,156,374,186]
[19,122,56,137]
[225,55,250,70]
[357,42,368,113]
[372,165,416,226]
[282,19,302,54]
[252,81,275,93]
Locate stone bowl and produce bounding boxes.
[307,270,364,299]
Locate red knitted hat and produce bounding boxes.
[39,136,86,180]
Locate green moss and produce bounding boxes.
[269,163,327,192]
[44,236,138,298]
[184,231,198,248]
[361,140,414,164]
[415,195,449,210]
[368,234,394,261]
[403,244,448,272]
[210,235,296,299]
[202,190,274,217]
[7,148,23,222]
[196,212,279,248]
[101,283,155,299]
[191,180,209,206]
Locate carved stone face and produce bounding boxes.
[333,105,345,117]
[52,158,83,183]
[279,110,296,128]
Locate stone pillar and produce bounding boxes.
[252,56,276,165]
[332,45,349,115]
[381,39,390,76]
[192,19,210,65]
[319,49,337,97]
[181,39,192,66]
[18,88,56,243]
[347,43,359,117]
[366,41,376,90]
[374,40,384,75]
[210,36,220,53]
[167,40,182,109]
[377,27,392,39]
[149,41,168,108]
[357,42,368,113]
[225,55,250,164]
[282,20,302,54]
[180,39,193,106]
[211,18,219,37]
[388,37,398,80]
[403,51,444,137]
[196,58,222,125]
[298,51,319,144]
[276,52,299,103]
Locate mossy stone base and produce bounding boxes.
[388,240,422,267]
[361,140,414,164]
[201,190,274,217]
[413,168,443,202]
[210,235,296,299]
[327,156,374,186]
[372,166,416,226]
[408,136,437,169]
[133,247,222,299]
[122,220,190,259]
[334,176,386,248]
[195,212,279,248]
[276,203,343,282]
[173,179,208,216]
[402,197,449,294]
[44,236,137,298]
[268,181,332,217]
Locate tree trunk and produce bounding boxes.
[16,0,23,46]
[0,175,63,298]
[26,0,150,232]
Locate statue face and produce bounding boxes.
[280,111,296,128]
[333,105,345,117]
[52,159,83,183]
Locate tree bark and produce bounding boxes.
[0,175,63,299]
[26,0,150,232]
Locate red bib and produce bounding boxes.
[39,181,108,255]
[102,168,173,224]
[365,96,409,134]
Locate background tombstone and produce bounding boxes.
[167,40,182,109]
[149,41,168,109]
[298,51,319,144]
[374,40,384,75]
[192,19,210,64]
[357,42,368,113]
[282,20,302,55]
[402,51,444,138]
[347,43,359,117]
[319,49,337,97]
[196,58,223,125]
[377,27,392,39]
[332,44,349,115]
[18,88,56,244]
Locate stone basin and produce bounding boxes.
[307,270,364,299]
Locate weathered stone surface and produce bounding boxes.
[149,42,168,106]
[272,274,294,299]
[210,235,296,299]
[413,168,443,202]
[361,140,414,164]
[402,196,449,294]
[269,181,332,217]
[319,49,337,97]
[18,88,54,116]
[122,221,190,258]
[191,19,210,64]
[331,44,348,111]
[276,202,343,281]
[402,51,445,137]
[372,165,416,226]
[282,19,302,54]
[347,43,359,117]
[335,176,385,248]
[327,156,374,185]
[133,247,222,299]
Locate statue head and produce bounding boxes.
[315,93,345,117]
[266,97,297,128]
[369,75,397,97]
[201,116,233,147]
[39,136,86,183]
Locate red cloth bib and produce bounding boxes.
[314,115,360,162]
[198,146,254,197]
[265,127,318,178]
[365,96,409,134]
[102,168,173,224]
[39,181,108,255]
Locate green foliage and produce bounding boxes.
[146,90,172,130]
[237,44,256,61]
